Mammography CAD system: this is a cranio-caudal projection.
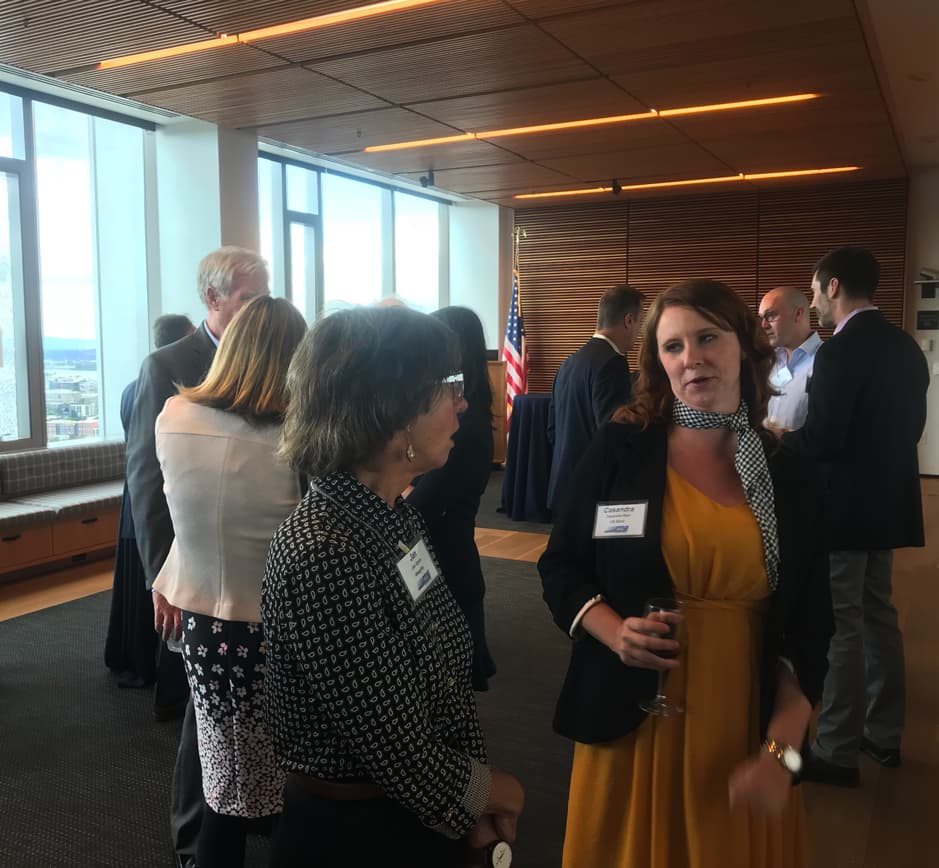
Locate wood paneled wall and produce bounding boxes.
[515,179,908,393]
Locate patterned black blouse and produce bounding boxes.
[261,472,490,838]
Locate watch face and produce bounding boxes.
[782,746,803,774]
[490,840,512,868]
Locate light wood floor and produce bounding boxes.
[2,498,936,868]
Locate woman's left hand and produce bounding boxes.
[728,751,791,815]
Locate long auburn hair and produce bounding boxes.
[179,296,306,424]
[614,279,775,440]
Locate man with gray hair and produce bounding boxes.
[758,285,821,429]
[126,246,269,868]
[547,284,642,512]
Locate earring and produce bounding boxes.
[405,426,415,462]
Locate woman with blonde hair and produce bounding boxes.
[152,295,307,868]
[540,279,833,867]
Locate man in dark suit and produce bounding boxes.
[105,314,194,689]
[547,284,642,512]
[782,246,928,787]
[126,246,269,868]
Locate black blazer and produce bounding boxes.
[125,324,216,587]
[547,337,631,511]
[407,404,493,608]
[539,422,833,745]
[783,310,928,551]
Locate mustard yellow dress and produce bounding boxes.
[561,467,807,868]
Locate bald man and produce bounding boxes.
[759,285,822,429]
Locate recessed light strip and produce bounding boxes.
[97,0,444,70]
[362,93,820,153]
[514,166,861,200]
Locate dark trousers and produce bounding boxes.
[170,697,204,863]
[813,549,905,767]
[270,775,467,868]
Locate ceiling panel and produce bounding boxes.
[152,0,371,34]
[667,90,890,138]
[253,106,455,153]
[346,140,522,173]
[408,78,646,131]
[615,39,880,108]
[243,0,524,64]
[480,118,698,162]
[538,142,733,183]
[138,66,389,126]
[306,24,594,104]
[700,124,904,175]
[398,162,576,193]
[504,0,623,16]
[0,0,208,73]
[539,0,858,78]
[63,44,282,95]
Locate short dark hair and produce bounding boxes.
[597,284,642,330]
[616,279,774,439]
[280,307,460,476]
[152,314,194,348]
[814,246,880,301]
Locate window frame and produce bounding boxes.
[0,83,155,452]
[258,152,450,319]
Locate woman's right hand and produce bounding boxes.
[582,603,681,670]
[612,613,681,670]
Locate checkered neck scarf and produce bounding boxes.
[671,398,779,590]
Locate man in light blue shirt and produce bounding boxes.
[759,285,822,429]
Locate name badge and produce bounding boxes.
[396,538,439,602]
[592,501,648,539]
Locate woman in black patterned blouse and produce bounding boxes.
[261,306,524,868]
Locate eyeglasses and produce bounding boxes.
[442,372,465,402]
[758,310,780,324]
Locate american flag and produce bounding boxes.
[503,269,528,428]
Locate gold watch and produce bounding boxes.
[762,738,802,775]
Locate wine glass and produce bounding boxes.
[638,597,684,717]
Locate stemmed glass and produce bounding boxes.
[638,597,684,717]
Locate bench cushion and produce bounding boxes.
[0,501,57,534]
[14,479,125,519]
[0,441,125,498]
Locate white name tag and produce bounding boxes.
[592,501,648,539]
[396,538,439,602]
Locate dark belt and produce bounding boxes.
[289,772,383,801]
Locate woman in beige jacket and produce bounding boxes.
[153,296,306,868]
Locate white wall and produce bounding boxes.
[448,200,502,348]
[906,167,939,474]
[153,121,259,330]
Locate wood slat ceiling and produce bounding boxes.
[1,0,905,204]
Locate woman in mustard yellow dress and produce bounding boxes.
[540,279,834,868]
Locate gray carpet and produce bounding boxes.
[0,556,571,867]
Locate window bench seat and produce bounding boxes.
[0,442,124,580]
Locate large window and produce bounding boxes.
[259,154,448,320]
[1,87,153,452]
[394,191,441,313]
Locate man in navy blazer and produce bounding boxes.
[547,284,642,512]
[782,246,928,787]
[126,247,270,868]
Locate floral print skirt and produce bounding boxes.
[181,611,285,817]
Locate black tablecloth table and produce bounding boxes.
[501,393,552,523]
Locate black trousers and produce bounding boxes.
[270,775,468,868]
[170,698,204,862]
